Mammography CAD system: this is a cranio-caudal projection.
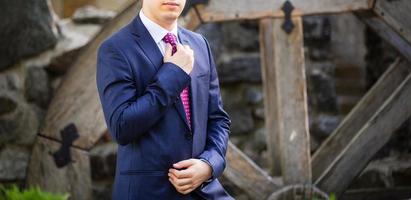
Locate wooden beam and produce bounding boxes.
[224,142,283,200]
[374,0,411,45]
[259,17,311,184]
[259,18,281,177]
[40,0,139,149]
[315,66,411,197]
[356,11,411,64]
[27,136,92,200]
[195,0,372,22]
[312,59,411,183]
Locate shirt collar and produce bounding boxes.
[139,10,178,44]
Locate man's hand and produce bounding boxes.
[168,159,212,195]
[164,43,194,75]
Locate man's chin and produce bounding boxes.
[163,13,180,21]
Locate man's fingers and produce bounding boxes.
[168,174,195,195]
[173,159,195,169]
[176,43,184,52]
[169,176,179,189]
[170,175,192,186]
[179,184,193,192]
[169,168,193,179]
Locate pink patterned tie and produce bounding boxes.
[162,33,191,129]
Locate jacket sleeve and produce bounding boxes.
[96,40,190,145]
[197,36,231,180]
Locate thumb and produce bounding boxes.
[173,159,195,169]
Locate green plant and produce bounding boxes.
[0,185,69,200]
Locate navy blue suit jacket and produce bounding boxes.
[96,14,232,200]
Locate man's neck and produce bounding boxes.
[141,10,177,31]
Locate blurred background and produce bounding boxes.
[0,0,410,199]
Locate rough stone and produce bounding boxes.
[306,61,335,76]
[90,142,117,180]
[349,168,390,189]
[253,107,265,120]
[303,16,331,44]
[0,92,39,145]
[252,127,267,152]
[330,13,367,69]
[0,145,30,181]
[309,114,340,139]
[393,165,411,186]
[24,66,52,109]
[307,68,338,113]
[243,86,263,105]
[218,54,262,83]
[0,0,57,70]
[72,5,116,24]
[0,73,21,92]
[221,21,259,52]
[227,108,255,135]
[197,23,226,64]
[47,19,102,75]
[365,26,398,89]
[310,134,321,154]
[220,86,245,110]
[376,119,411,159]
[303,16,331,61]
[92,181,113,200]
[350,154,411,189]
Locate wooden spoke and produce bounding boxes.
[312,59,411,185]
[314,62,411,196]
[374,0,411,46]
[224,142,283,200]
[356,11,411,63]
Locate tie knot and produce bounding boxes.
[162,33,177,45]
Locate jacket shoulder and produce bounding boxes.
[179,27,208,46]
[99,23,134,52]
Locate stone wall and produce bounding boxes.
[0,0,105,188]
[0,0,56,186]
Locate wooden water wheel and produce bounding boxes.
[27,0,411,199]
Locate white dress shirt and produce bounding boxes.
[139,10,179,56]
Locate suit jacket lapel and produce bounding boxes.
[179,29,200,134]
[131,15,163,71]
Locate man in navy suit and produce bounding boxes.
[96,0,232,199]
